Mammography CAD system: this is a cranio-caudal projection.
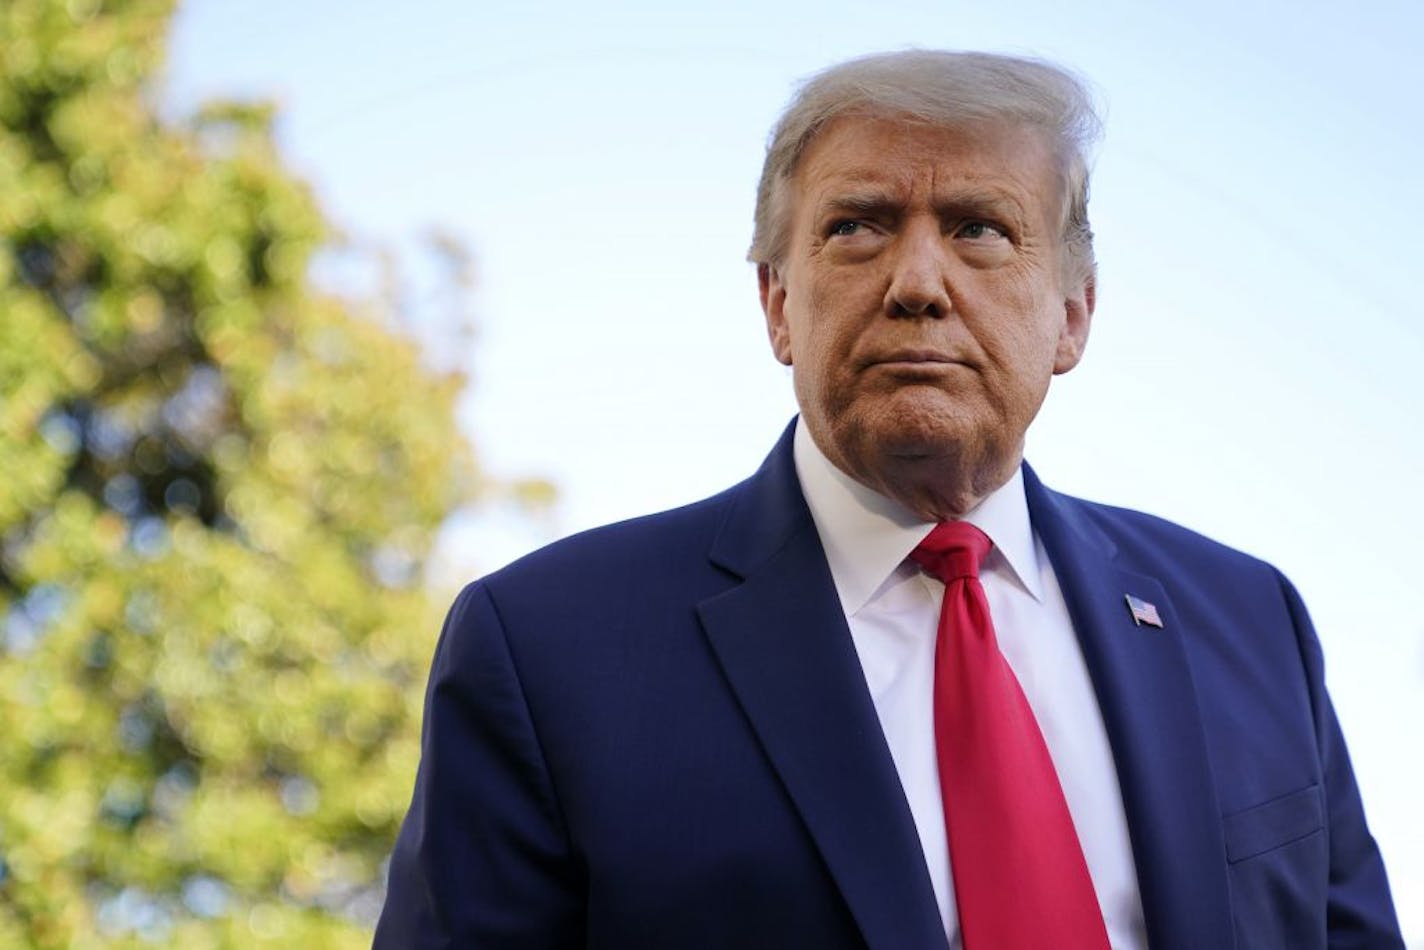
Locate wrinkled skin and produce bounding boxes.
[760,114,1095,519]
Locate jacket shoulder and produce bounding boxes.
[1046,487,1281,582]
[476,480,745,597]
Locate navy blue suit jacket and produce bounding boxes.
[375,425,1401,948]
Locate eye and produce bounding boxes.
[956,221,1007,241]
[829,220,863,237]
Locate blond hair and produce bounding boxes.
[748,50,1102,283]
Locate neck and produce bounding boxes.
[832,445,1023,523]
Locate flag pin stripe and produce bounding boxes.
[1124,594,1164,629]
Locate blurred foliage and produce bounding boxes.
[0,0,513,944]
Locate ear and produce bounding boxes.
[758,262,794,366]
[1052,271,1095,375]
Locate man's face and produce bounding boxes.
[760,114,1094,515]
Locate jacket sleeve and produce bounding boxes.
[374,582,584,949]
[1277,572,1404,949]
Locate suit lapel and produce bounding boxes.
[1025,467,1234,950]
[697,426,946,950]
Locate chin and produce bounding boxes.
[854,396,984,462]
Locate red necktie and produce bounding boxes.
[912,521,1111,950]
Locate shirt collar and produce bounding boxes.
[792,418,1044,616]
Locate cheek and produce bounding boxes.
[788,323,863,423]
[984,272,1065,352]
[972,305,1068,402]
[792,282,860,369]
[791,331,841,400]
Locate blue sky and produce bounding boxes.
[167,0,1423,937]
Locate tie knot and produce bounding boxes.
[911,521,991,582]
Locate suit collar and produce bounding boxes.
[705,421,806,579]
[701,421,948,950]
[1024,465,1235,950]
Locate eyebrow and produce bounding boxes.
[818,192,898,217]
[814,186,1027,224]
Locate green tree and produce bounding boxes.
[0,1,508,944]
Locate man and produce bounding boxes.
[375,51,1402,948]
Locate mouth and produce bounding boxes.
[864,349,965,371]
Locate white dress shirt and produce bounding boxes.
[792,421,1148,949]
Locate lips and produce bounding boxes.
[876,349,953,363]
[863,348,964,369]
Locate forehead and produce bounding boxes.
[789,114,1062,219]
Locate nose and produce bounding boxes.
[884,222,953,318]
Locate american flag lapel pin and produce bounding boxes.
[1124,594,1164,629]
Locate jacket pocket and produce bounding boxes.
[1223,783,1324,863]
